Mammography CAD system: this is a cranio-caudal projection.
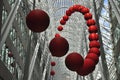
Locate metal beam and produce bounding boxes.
[92,0,110,80]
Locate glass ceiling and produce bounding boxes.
[28,0,116,80]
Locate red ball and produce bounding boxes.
[60,19,66,25]
[81,7,89,14]
[51,61,56,66]
[26,9,50,32]
[49,36,69,57]
[57,26,63,31]
[8,52,13,57]
[55,33,61,37]
[63,15,69,21]
[89,33,99,41]
[65,52,84,71]
[84,13,92,20]
[73,4,81,11]
[69,6,75,13]
[89,41,100,48]
[78,6,85,12]
[88,25,98,33]
[89,48,100,56]
[76,58,96,76]
[50,70,55,76]
[66,10,72,16]
[86,53,99,64]
[86,19,96,26]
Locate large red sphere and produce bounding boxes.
[50,70,55,76]
[89,48,100,56]
[63,15,69,21]
[76,58,96,76]
[89,33,99,41]
[26,9,50,32]
[65,52,84,71]
[84,13,92,20]
[81,7,89,14]
[87,19,96,26]
[88,25,98,33]
[51,61,56,66]
[49,36,69,57]
[89,41,100,48]
[86,53,99,64]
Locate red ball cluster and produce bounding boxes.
[49,4,101,76]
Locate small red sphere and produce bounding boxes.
[73,4,81,11]
[81,7,89,14]
[8,52,13,57]
[26,9,50,32]
[63,15,69,21]
[85,53,99,64]
[78,6,85,12]
[50,70,55,76]
[57,26,63,31]
[55,33,61,37]
[89,33,99,41]
[87,19,96,26]
[66,10,72,16]
[84,13,92,20]
[49,36,69,57]
[60,19,66,25]
[65,52,84,71]
[77,58,96,76]
[89,48,100,56]
[69,6,75,13]
[88,25,98,33]
[51,61,56,66]
[89,41,100,48]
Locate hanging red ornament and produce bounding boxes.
[85,53,99,64]
[8,52,13,57]
[65,52,84,71]
[51,61,56,66]
[81,7,89,14]
[63,15,69,21]
[89,41,100,48]
[57,26,63,31]
[76,58,96,76]
[50,70,55,76]
[26,9,50,32]
[49,36,69,57]
[69,6,75,13]
[55,33,61,37]
[89,33,99,41]
[84,13,92,20]
[89,48,100,56]
[73,4,80,11]
[60,19,66,25]
[86,19,96,26]
[66,10,72,16]
[88,25,98,33]
[78,6,85,12]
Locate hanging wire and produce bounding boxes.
[33,0,36,9]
